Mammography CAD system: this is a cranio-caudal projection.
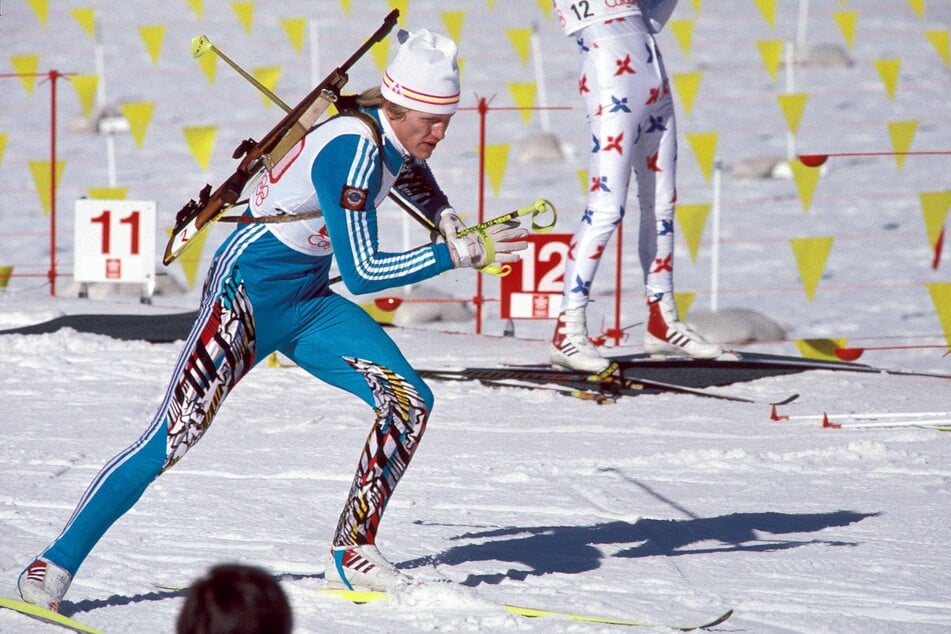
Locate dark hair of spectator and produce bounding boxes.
[176,564,293,634]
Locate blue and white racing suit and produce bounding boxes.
[39,106,455,575]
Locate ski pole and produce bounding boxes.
[458,199,557,276]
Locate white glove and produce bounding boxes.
[436,209,466,240]
[447,220,529,269]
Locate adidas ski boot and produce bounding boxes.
[18,558,72,612]
[643,294,723,359]
[325,544,410,592]
[549,308,610,373]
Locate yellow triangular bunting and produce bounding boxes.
[536,0,552,18]
[874,58,901,100]
[795,338,848,361]
[927,283,951,346]
[87,187,128,200]
[777,93,809,136]
[669,20,694,57]
[27,0,49,27]
[484,144,510,197]
[187,0,204,19]
[753,0,776,29]
[252,67,282,109]
[577,169,588,198]
[832,10,857,49]
[920,191,951,252]
[139,25,166,65]
[197,48,217,84]
[789,159,821,212]
[674,292,696,319]
[685,132,718,183]
[69,74,99,119]
[671,71,702,117]
[441,11,465,45]
[691,0,703,12]
[675,203,711,263]
[508,82,536,126]
[0,133,8,166]
[120,102,155,148]
[887,120,918,170]
[389,0,409,24]
[11,55,40,96]
[506,28,532,65]
[907,0,925,19]
[371,39,390,74]
[757,39,783,81]
[183,125,217,171]
[230,2,254,35]
[339,0,352,15]
[924,30,950,67]
[790,236,834,301]
[281,18,307,55]
[28,160,66,216]
[69,7,96,40]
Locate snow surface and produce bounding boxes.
[1,0,950,632]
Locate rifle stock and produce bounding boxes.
[163,9,399,265]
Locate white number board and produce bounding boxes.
[74,199,156,285]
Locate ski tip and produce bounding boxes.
[675,608,734,631]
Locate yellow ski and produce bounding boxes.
[0,597,105,634]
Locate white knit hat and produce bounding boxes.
[381,29,460,115]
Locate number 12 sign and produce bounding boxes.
[74,199,156,286]
[499,233,572,320]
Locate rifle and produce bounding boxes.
[162,9,400,265]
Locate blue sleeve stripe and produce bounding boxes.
[345,211,439,281]
[347,136,376,189]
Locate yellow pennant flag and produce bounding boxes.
[168,226,210,289]
[484,144,510,197]
[27,0,49,26]
[753,0,776,29]
[197,49,217,84]
[389,0,409,24]
[371,39,390,74]
[789,159,821,212]
[281,18,307,55]
[338,0,352,14]
[669,20,694,57]
[252,67,282,109]
[87,187,128,200]
[685,132,717,183]
[777,93,809,136]
[674,291,696,319]
[924,30,950,67]
[790,236,834,301]
[832,10,857,49]
[120,102,155,148]
[675,203,711,263]
[888,120,918,170]
[795,338,848,361]
[907,0,925,19]
[671,71,702,116]
[441,11,465,45]
[691,0,703,12]
[577,169,588,198]
[0,133,8,166]
[757,39,783,81]
[927,283,951,346]
[506,28,533,65]
[183,125,217,171]
[508,82,536,126]
[28,160,67,216]
[187,0,204,19]
[69,74,99,119]
[69,7,96,40]
[231,2,254,35]
[874,58,901,100]
[11,55,40,96]
[139,25,166,65]
[920,191,951,252]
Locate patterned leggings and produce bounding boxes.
[40,226,431,574]
[562,21,679,311]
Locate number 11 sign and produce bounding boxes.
[74,199,156,291]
